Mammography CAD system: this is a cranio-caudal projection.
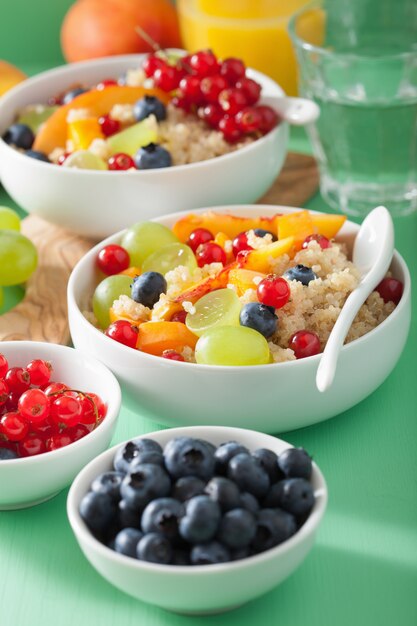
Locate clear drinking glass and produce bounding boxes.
[289,0,417,217]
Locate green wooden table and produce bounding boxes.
[1,7,417,623]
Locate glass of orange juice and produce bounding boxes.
[177,0,317,95]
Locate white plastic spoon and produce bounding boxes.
[262,95,320,126]
[316,206,394,393]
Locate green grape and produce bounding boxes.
[195,325,270,366]
[92,274,132,329]
[142,243,197,275]
[17,105,58,133]
[0,230,37,286]
[0,206,20,231]
[186,288,241,337]
[121,222,179,267]
[107,118,158,156]
[63,151,107,170]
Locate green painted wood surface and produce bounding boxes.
[1,16,417,625]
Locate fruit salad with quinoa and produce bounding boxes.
[1,50,280,171]
[85,209,403,366]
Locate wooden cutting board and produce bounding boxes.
[0,152,319,344]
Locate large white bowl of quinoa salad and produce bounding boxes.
[0,54,288,238]
[67,205,411,433]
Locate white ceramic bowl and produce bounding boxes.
[0,342,121,510]
[67,425,327,614]
[0,55,288,238]
[67,205,411,433]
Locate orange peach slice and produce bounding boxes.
[172,211,282,243]
[311,214,346,239]
[109,307,141,328]
[277,210,316,251]
[228,268,267,296]
[68,117,104,150]
[174,263,237,304]
[136,321,197,356]
[33,85,170,154]
[119,266,141,279]
[237,237,294,273]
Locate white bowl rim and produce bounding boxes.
[67,425,328,575]
[67,203,412,371]
[0,341,121,466]
[0,54,285,176]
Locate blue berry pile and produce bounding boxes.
[79,437,316,566]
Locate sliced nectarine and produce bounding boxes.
[68,117,104,150]
[237,237,294,273]
[172,211,281,243]
[119,266,141,278]
[151,300,183,321]
[109,307,142,328]
[311,214,346,239]
[214,231,234,263]
[228,268,267,296]
[136,321,197,356]
[33,85,170,154]
[277,211,316,251]
[174,263,237,304]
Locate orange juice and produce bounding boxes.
[177,0,321,96]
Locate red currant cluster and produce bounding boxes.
[144,50,280,143]
[0,355,107,459]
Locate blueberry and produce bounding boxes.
[131,272,167,308]
[204,477,241,512]
[113,437,163,473]
[283,264,317,286]
[239,302,278,339]
[253,228,277,241]
[62,88,88,105]
[179,495,221,543]
[172,476,206,502]
[120,463,171,510]
[130,450,165,467]
[141,497,185,539]
[25,149,49,162]
[239,492,260,515]
[191,541,231,565]
[0,448,18,460]
[91,471,124,501]
[231,546,250,561]
[114,527,143,558]
[251,508,297,552]
[214,441,249,475]
[172,548,191,565]
[137,532,172,564]
[118,499,142,528]
[252,448,282,483]
[269,478,315,517]
[79,491,117,533]
[3,123,34,150]
[277,447,313,479]
[227,453,270,499]
[134,143,172,170]
[218,508,256,549]
[133,95,167,122]
[164,437,215,481]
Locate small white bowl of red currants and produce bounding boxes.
[0,341,121,509]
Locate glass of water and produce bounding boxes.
[289,0,417,217]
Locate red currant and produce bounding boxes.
[257,276,290,309]
[96,79,117,90]
[46,432,73,452]
[176,54,193,73]
[57,152,71,165]
[171,95,193,113]
[302,234,331,250]
[376,277,403,304]
[97,244,130,275]
[218,116,242,143]
[162,350,185,362]
[198,103,223,128]
[0,354,8,378]
[232,232,253,256]
[43,382,69,396]
[5,391,20,412]
[18,434,46,457]
[99,114,121,137]
[196,242,227,267]
[0,379,9,406]
[218,88,248,115]
[187,228,214,252]
[86,393,107,420]
[170,310,187,324]
[289,331,321,359]
[235,107,263,134]
[257,105,280,133]
[4,367,30,394]
[78,394,97,425]
[50,394,83,428]
[200,74,228,103]
[220,58,246,85]
[235,78,261,105]
[0,412,29,441]
[108,153,136,171]
[143,55,167,77]
[18,389,51,424]
[65,424,90,442]
[179,75,202,103]
[189,50,219,77]
[26,359,52,386]
[154,65,183,92]
[105,320,139,349]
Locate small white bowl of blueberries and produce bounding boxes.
[67,426,327,614]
